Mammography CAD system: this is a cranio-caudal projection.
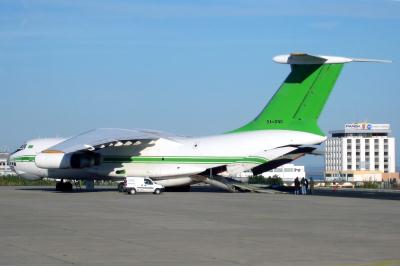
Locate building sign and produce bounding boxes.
[345,123,390,131]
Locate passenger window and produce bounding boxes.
[144,179,153,185]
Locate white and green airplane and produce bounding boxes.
[9,53,389,192]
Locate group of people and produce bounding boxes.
[294,177,313,195]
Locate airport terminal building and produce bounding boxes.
[324,123,398,182]
[0,152,13,176]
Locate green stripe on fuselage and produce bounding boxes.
[12,155,268,165]
[13,155,35,162]
[103,156,267,164]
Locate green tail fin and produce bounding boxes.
[232,61,344,136]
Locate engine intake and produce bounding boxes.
[35,152,102,169]
[70,153,102,168]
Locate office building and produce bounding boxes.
[325,123,397,182]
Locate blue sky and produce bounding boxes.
[1,0,399,170]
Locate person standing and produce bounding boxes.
[309,177,314,195]
[305,178,309,195]
[294,177,300,195]
[301,177,306,195]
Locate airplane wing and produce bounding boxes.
[43,128,177,154]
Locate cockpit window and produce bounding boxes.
[12,144,27,154]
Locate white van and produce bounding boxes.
[124,177,164,195]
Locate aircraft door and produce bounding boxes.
[143,178,154,192]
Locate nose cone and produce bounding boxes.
[9,152,41,180]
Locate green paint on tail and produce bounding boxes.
[231,63,344,136]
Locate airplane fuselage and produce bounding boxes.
[10,130,325,184]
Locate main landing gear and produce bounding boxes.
[55,179,73,192]
[164,185,191,192]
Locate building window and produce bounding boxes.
[347,139,351,143]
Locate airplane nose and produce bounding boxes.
[8,153,40,180]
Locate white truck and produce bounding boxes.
[124,177,164,195]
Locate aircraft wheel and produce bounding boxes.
[129,188,136,195]
[165,185,190,192]
[64,182,73,192]
[55,182,63,191]
[154,188,161,195]
[55,181,73,192]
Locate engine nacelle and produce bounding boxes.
[70,153,102,168]
[35,152,102,169]
[35,152,72,169]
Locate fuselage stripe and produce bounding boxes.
[12,155,268,165]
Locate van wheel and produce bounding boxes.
[154,188,161,195]
[129,188,136,195]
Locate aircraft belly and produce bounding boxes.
[122,163,207,178]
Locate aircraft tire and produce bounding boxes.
[55,182,63,191]
[64,182,73,192]
[55,181,73,192]
[164,185,191,192]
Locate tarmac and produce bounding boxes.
[0,186,399,266]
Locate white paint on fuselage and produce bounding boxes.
[10,138,65,180]
[10,129,326,181]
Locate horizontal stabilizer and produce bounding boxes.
[273,53,392,65]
